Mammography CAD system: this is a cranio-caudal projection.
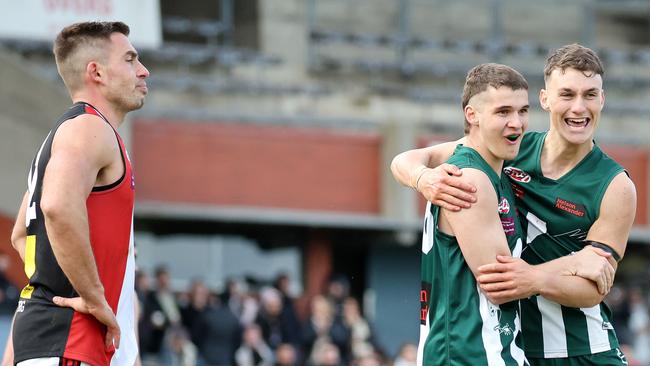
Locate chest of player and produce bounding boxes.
[507,168,604,261]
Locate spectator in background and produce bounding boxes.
[342,297,375,359]
[256,287,302,350]
[274,273,302,345]
[135,269,152,353]
[241,291,261,327]
[184,280,242,366]
[309,341,342,366]
[180,279,208,339]
[393,343,417,366]
[223,277,246,320]
[135,270,151,304]
[161,325,198,366]
[326,275,350,324]
[275,343,298,366]
[607,286,632,345]
[235,323,274,366]
[302,295,350,365]
[352,353,383,366]
[0,251,17,365]
[141,265,182,359]
[628,287,650,365]
[0,252,18,315]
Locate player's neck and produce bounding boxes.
[72,93,125,130]
[466,135,504,176]
[540,130,594,180]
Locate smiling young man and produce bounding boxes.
[8,21,149,366]
[392,44,636,366]
[417,63,530,366]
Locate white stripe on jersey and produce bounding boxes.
[512,238,523,258]
[416,313,429,366]
[525,212,547,245]
[538,296,568,357]
[110,216,138,366]
[509,311,527,365]
[478,285,506,366]
[417,201,432,366]
[581,305,613,354]
[421,202,434,255]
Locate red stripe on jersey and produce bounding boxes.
[63,129,134,365]
[84,105,100,117]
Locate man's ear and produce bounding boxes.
[464,104,479,127]
[539,89,549,111]
[86,61,103,84]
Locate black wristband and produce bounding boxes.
[585,240,621,262]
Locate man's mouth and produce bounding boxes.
[505,134,520,142]
[565,117,590,128]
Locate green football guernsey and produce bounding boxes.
[418,145,528,366]
[504,131,625,358]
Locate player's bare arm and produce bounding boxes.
[440,168,512,301]
[10,191,29,261]
[586,172,636,263]
[477,245,616,307]
[390,137,476,210]
[486,172,637,307]
[40,114,122,349]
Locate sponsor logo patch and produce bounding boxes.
[420,282,431,325]
[498,197,510,214]
[555,198,585,217]
[504,166,531,183]
[501,217,516,236]
[488,305,514,336]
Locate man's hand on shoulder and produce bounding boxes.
[416,164,477,211]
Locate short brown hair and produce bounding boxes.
[53,21,130,92]
[461,63,528,134]
[543,43,604,82]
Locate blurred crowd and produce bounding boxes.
[606,285,650,366]
[135,266,418,366]
[0,255,649,365]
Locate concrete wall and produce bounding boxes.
[0,51,69,217]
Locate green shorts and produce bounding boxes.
[527,348,627,366]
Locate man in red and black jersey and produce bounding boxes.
[6,21,149,366]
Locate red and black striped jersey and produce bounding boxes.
[13,102,138,366]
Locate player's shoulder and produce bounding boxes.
[604,172,636,201]
[457,167,497,195]
[50,113,117,161]
[54,113,114,144]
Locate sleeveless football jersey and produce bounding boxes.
[504,131,624,358]
[13,102,138,366]
[418,145,527,366]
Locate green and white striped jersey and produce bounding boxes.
[505,131,625,358]
[418,145,528,366]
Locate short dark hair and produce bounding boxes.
[543,43,604,82]
[461,63,528,134]
[53,21,130,91]
[53,21,129,64]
